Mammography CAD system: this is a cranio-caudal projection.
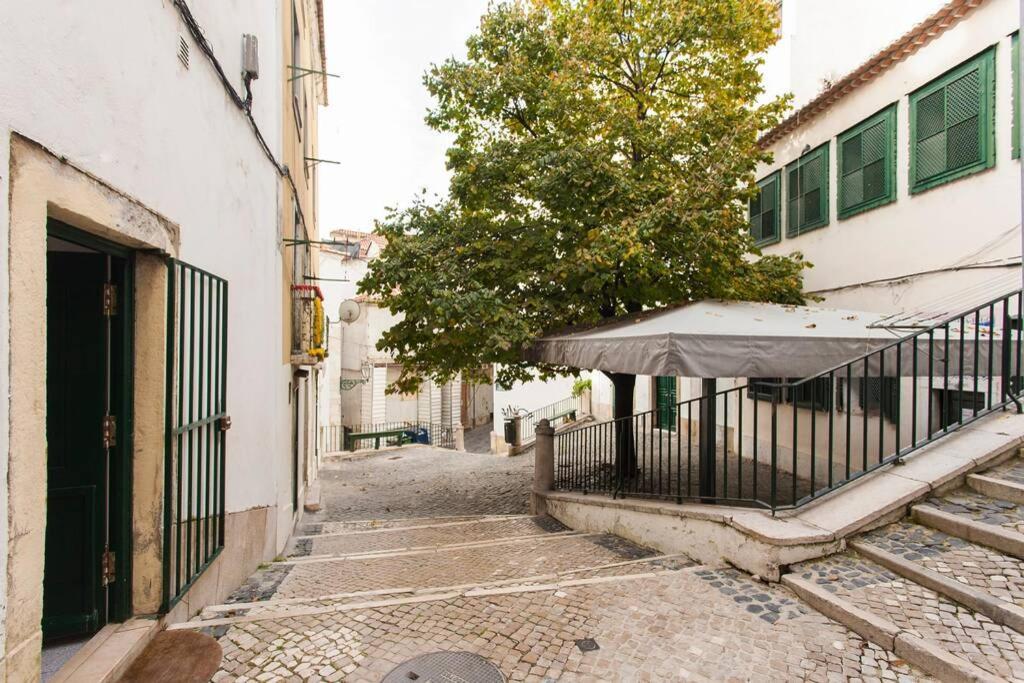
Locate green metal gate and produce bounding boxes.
[162,259,229,610]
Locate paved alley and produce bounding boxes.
[178,446,936,682]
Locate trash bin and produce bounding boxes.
[503,419,517,445]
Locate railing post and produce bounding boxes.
[513,414,523,448]
[454,423,465,451]
[532,418,555,515]
[699,378,717,502]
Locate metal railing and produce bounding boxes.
[322,421,456,452]
[510,395,584,448]
[553,290,1023,512]
[163,260,228,610]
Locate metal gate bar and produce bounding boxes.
[162,259,229,611]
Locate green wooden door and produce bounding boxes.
[655,376,677,431]
[44,251,108,639]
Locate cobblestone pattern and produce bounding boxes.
[695,568,810,624]
[921,489,1024,535]
[860,520,1024,608]
[213,569,933,682]
[309,447,534,523]
[293,516,567,558]
[794,552,1024,680]
[271,534,658,599]
[301,515,485,536]
[983,457,1024,486]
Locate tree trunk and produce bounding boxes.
[607,372,638,483]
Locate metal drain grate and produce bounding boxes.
[382,651,505,683]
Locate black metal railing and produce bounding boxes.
[553,289,1023,512]
[514,395,584,447]
[321,421,456,452]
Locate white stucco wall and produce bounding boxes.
[0,0,302,653]
[760,0,1020,315]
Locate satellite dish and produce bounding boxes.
[337,299,361,324]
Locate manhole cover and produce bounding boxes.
[383,651,505,683]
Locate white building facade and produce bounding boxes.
[0,0,326,678]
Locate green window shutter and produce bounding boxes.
[837,104,897,219]
[785,143,830,237]
[749,171,781,246]
[1013,33,1020,160]
[909,47,995,194]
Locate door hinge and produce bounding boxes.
[102,415,117,449]
[101,550,116,586]
[102,283,117,317]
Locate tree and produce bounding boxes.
[360,0,810,475]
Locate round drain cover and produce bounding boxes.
[383,651,505,683]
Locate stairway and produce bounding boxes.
[785,453,1024,682]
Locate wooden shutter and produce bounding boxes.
[910,49,994,193]
[749,172,780,246]
[786,143,829,237]
[838,105,896,219]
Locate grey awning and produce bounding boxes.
[526,300,1004,378]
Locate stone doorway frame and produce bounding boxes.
[5,134,178,680]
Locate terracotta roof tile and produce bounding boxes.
[758,0,987,148]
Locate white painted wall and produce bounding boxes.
[0,0,299,649]
[760,0,1020,315]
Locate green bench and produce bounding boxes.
[345,428,412,451]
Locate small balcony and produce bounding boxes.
[291,284,327,367]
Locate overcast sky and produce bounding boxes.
[318,1,490,236]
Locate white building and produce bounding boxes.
[0,0,327,678]
[317,229,488,451]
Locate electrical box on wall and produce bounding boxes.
[241,34,259,80]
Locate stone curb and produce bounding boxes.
[912,505,1024,560]
[967,473,1024,506]
[293,515,532,540]
[850,540,1024,634]
[782,575,1001,683]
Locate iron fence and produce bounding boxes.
[322,421,456,452]
[514,395,583,447]
[553,290,1023,512]
[162,260,228,610]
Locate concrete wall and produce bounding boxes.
[0,0,323,677]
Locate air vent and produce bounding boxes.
[178,35,190,69]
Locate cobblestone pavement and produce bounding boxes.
[985,457,1024,486]
[920,488,1024,535]
[308,446,533,522]
[793,552,1024,680]
[200,447,939,681]
[859,519,1024,608]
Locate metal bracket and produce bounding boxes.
[219,416,232,431]
[102,283,117,317]
[101,550,116,586]
[102,415,117,449]
[287,65,341,82]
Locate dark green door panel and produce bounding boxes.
[655,376,677,431]
[45,251,108,640]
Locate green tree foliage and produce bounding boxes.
[361,0,809,395]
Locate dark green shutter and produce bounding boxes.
[838,105,896,219]
[786,143,830,237]
[910,48,995,193]
[749,171,780,246]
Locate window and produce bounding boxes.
[788,376,832,411]
[1013,33,1020,160]
[785,143,829,236]
[837,104,897,219]
[748,378,783,401]
[749,172,781,246]
[909,48,995,194]
[859,377,900,423]
[291,1,303,138]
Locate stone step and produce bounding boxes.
[298,513,509,536]
[913,490,1024,560]
[851,520,1024,633]
[187,555,696,628]
[786,552,1024,681]
[288,515,567,558]
[969,458,1024,506]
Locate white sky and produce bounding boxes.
[318,0,490,237]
